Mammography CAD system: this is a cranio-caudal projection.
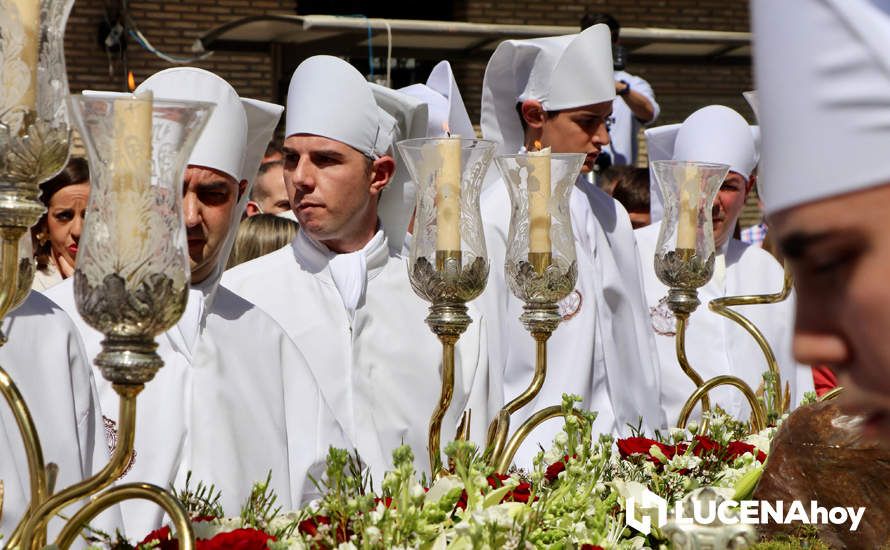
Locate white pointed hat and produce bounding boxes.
[136,68,281,184]
[136,68,283,305]
[480,23,615,155]
[753,0,890,215]
[400,60,475,138]
[285,55,391,159]
[368,83,429,251]
[645,105,757,222]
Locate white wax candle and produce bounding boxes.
[10,0,40,112]
[436,137,462,252]
[112,92,153,254]
[527,146,552,255]
[676,165,699,250]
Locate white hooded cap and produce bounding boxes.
[135,67,281,184]
[285,55,392,159]
[645,105,758,222]
[399,60,475,138]
[136,68,283,305]
[368,84,429,251]
[481,24,615,155]
[753,0,890,215]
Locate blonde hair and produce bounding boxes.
[226,214,299,269]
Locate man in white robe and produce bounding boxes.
[47,68,347,537]
[752,0,890,445]
[636,105,814,424]
[223,56,491,481]
[478,24,666,466]
[0,292,118,542]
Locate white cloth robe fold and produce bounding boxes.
[45,279,345,538]
[479,174,667,468]
[0,291,120,542]
[222,229,491,482]
[634,222,815,424]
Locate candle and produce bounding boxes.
[10,0,40,113]
[527,143,552,255]
[112,91,153,254]
[676,165,699,250]
[435,137,462,252]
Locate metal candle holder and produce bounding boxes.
[0,36,213,547]
[651,160,767,434]
[397,137,496,475]
[486,151,586,472]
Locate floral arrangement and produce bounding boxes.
[93,395,781,550]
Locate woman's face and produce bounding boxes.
[46,182,89,271]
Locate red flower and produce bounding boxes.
[581,545,604,550]
[199,528,275,550]
[691,435,720,456]
[617,437,676,461]
[141,525,178,550]
[726,441,767,463]
[506,481,533,503]
[298,515,330,537]
[545,460,566,482]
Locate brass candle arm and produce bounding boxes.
[492,405,586,474]
[707,264,792,418]
[411,253,489,475]
[677,375,767,434]
[55,483,194,550]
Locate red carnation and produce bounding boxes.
[298,515,330,537]
[725,441,767,463]
[506,481,533,503]
[199,528,275,550]
[581,545,605,550]
[691,435,720,456]
[545,460,567,482]
[617,437,676,461]
[140,525,178,550]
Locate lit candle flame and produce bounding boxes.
[533,140,543,152]
[442,121,451,138]
[127,71,136,92]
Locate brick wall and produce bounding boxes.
[64,0,296,101]
[61,0,763,226]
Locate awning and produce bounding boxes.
[194,14,751,63]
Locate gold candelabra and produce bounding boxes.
[0,57,213,549]
[485,152,587,473]
[651,160,775,434]
[398,137,496,475]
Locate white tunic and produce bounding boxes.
[479,175,666,467]
[0,292,114,541]
[635,222,815,424]
[45,279,344,537]
[222,229,490,481]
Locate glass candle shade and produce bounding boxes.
[0,0,75,312]
[651,160,730,290]
[397,137,496,304]
[496,152,585,306]
[67,93,213,384]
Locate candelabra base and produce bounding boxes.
[667,287,701,317]
[95,335,163,386]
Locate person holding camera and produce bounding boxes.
[582,12,660,170]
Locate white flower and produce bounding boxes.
[364,526,382,543]
[426,475,464,505]
[553,431,569,447]
[667,453,702,471]
[410,481,426,499]
[669,427,687,443]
